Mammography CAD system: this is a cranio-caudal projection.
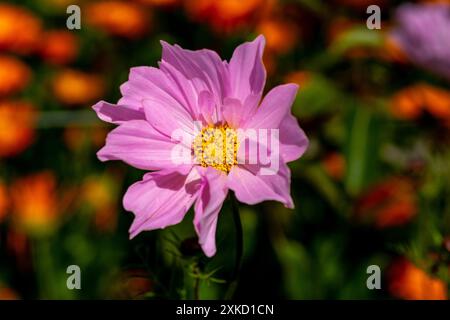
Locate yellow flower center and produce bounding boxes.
[192,125,239,173]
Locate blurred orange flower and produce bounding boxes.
[136,0,180,7]
[85,1,150,39]
[6,229,31,272]
[81,174,118,232]
[0,4,42,54]
[64,125,108,151]
[322,152,346,180]
[382,33,408,64]
[52,69,104,106]
[0,181,8,222]
[284,70,312,87]
[257,18,299,54]
[0,55,31,97]
[391,84,450,121]
[0,100,35,157]
[0,286,19,300]
[388,258,447,300]
[184,0,266,33]
[332,0,388,10]
[42,0,82,9]
[10,172,59,236]
[39,30,78,65]
[355,177,417,228]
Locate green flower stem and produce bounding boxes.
[225,192,243,300]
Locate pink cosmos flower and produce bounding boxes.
[93,35,308,257]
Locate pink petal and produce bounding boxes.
[222,97,243,128]
[93,101,145,124]
[279,114,309,162]
[197,90,218,125]
[119,67,190,117]
[243,83,298,130]
[227,162,294,208]
[142,97,196,139]
[159,61,202,118]
[160,41,230,105]
[125,169,202,238]
[194,168,228,257]
[97,120,191,170]
[228,35,266,104]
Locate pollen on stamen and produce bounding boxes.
[192,125,239,173]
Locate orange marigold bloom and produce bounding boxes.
[52,70,104,106]
[391,84,450,121]
[184,0,266,33]
[0,4,42,54]
[257,19,299,54]
[85,1,150,39]
[388,258,448,300]
[10,172,59,236]
[0,100,35,157]
[355,177,417,228]
[0,181,8,222]
[39,30,78,65]
[0,55,31,97]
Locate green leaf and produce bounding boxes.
[344,104,380,196]
[329,26,384,56]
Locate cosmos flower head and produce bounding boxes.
[94,35,308,257]
[391,3,450,82]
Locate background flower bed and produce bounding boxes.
[0,0,449,299]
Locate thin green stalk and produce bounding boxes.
[224,193,243,299]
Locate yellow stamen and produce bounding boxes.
[192,125,239,173]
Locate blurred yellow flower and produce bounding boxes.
[391,84,450,121]
[10,172,59,236]
[52,70,104,106]
[86,1,150,39]
[0,4,42,54]
[0,100,35,157]
[388,258,448,300]
[39,30,78,65]
[0,55,31,97]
